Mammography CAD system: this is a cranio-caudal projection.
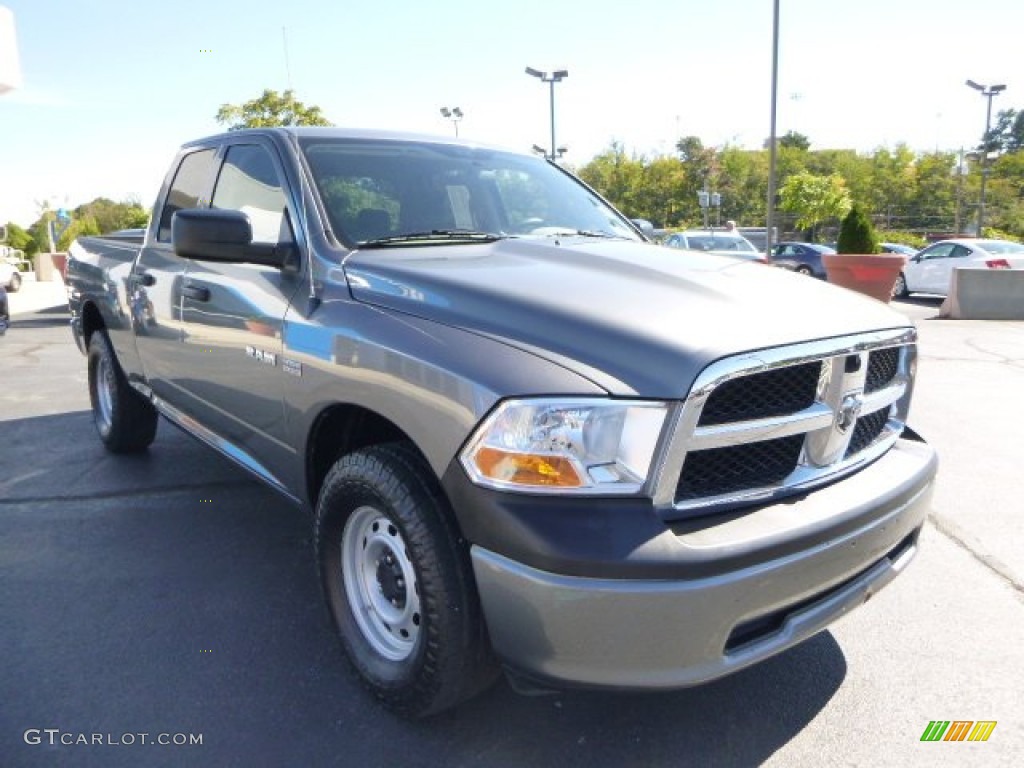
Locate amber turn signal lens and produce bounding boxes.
[473,446,583,487]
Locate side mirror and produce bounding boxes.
[630,218,655,238]
[172,209,292,268]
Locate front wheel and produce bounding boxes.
[87,330,158,452]
[315,444,498,717]
[795,265,814,276]
[892,271,909,299]
[7,272,21,292]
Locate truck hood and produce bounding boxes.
[344,237,911,397]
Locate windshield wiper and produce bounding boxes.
[571,229,628,239]
[360,230,506,247]
[534,228,628,239]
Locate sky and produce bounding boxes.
[0,0,1020,228]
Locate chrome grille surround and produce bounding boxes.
[650,328,917,517]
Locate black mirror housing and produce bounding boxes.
[172,209,288,268]
[631,218,655,238]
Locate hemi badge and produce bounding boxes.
[283,359,303,377]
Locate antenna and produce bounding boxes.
[282,27,292,91]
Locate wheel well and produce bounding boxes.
[81,301,105,346]
[306,404,426,506]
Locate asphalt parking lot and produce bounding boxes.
[1,279,1022,767]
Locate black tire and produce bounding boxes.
[796,265,813,276]
[315,443,498,718]
[87,330,158,452]
[892,271,909,299]
[7,272,21,292]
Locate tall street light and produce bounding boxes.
[764,0,780,257]
[525,67,568,160]
[965,79,1006,235]
[439,106,463,137]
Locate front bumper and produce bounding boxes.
[467,436,935,690]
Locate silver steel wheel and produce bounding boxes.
[95,353,115,434]
[341,505,421,661]
[892,272,907,298]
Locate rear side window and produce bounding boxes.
[211,144,290,244]
[157,149,216,242]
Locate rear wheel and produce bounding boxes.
[892,271,909,299]
[87,330,158,452]
[795,265,813,276]
[315,443,498,717]
[7,272,21,292]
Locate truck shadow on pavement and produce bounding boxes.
[1,411,846,768]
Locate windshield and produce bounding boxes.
[299,138,641,246]
[685,235,756,252]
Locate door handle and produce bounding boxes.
[137,272,156,286]
[182,284,211,302]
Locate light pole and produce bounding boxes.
[439,106,463,137]
[525,67,568,160]
[764,0,780,256]
[965,79,1006,235]
[952,148,969,235]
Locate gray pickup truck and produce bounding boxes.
[67,128,937,717]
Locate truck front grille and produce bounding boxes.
[698,361,821,426]
[675,435,805,501]
[653,329,917,516]
[845,408,890,458]
[865,347,899,393]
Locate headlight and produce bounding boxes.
[459,399,669,494]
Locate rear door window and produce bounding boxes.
[157,149,216,242]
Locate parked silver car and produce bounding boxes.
[663,230,765,262]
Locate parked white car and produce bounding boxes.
[893,239,1024,298]
[0,258,23,292]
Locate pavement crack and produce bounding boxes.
[0,479,256,506]
[927,514,1024,600]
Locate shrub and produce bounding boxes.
[837,204,880,254]
[877,230,927,249]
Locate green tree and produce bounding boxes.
[577,142,647,220]
[2,221,35,255]
[868,145,917,229]
[779,171,851,239]
[673,135,720,225]
[717,147,768,227]
[216,88,332,131]
[57,215,100,251]
[635,155,687,228]
[906,151,957,232]
[73,198,151,233]
[779,131,811,151]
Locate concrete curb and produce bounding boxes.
[939,268,1024,320]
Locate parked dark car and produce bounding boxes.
[769,241,836,278]
[0,284,8,335]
